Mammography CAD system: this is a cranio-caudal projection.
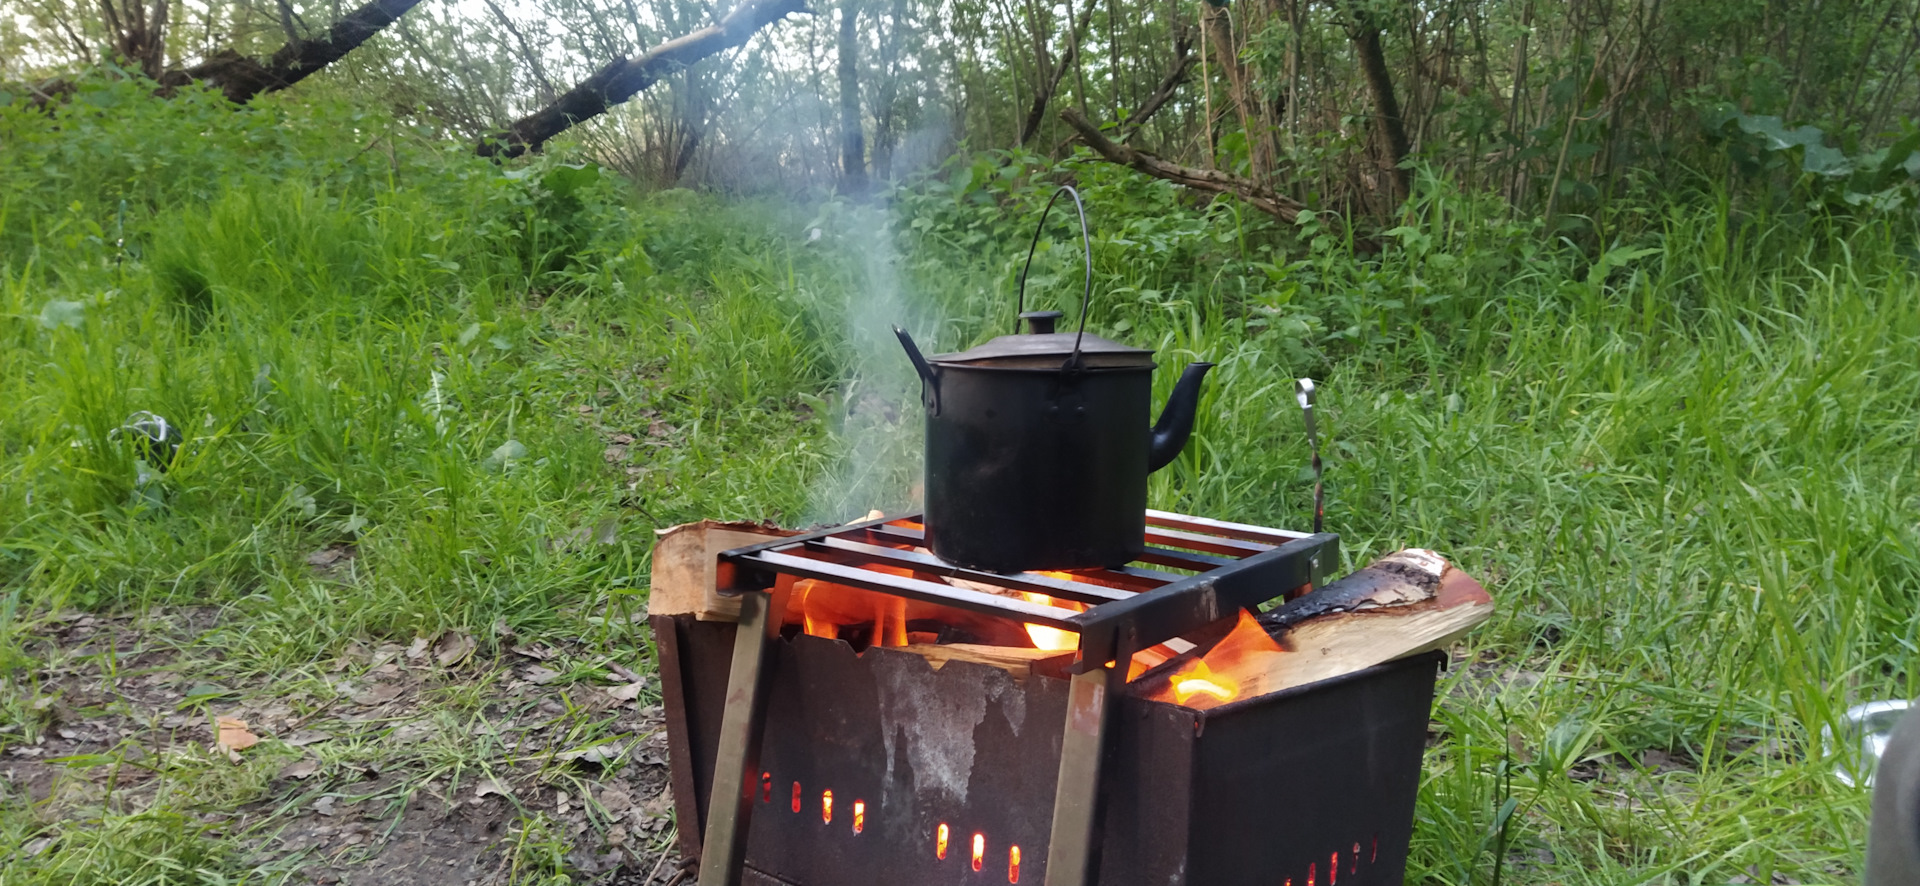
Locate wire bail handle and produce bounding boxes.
[1015,185,1095,371]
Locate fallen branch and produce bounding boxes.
[168,0,426,103]
[1118,32,1195,141]
[1060,106,1306,223]
[478,0,807,159]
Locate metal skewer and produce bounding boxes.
[1296,378,1322,534]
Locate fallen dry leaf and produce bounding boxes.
[474,778,511,800]
[511,644,556,661]
[350,683,403,705]
[597,787,633,814]
[406,636,431,660]
[524,665,562,685]
[285,729,333,747]
[278,759,320,780]
[433,632,476,667]
[605,679,647,703]
[558,742,625,765]
[216,717,259,753]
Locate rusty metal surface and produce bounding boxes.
[661,614,1439,886]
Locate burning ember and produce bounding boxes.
[1154,609,1286,710]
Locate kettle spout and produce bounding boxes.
[893,325,940,412]
[1147,362,1215,472]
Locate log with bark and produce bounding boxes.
[1060,106,1307,222]
[1131,548,1493,704]
[477,0,807,159]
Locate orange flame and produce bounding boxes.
[936,823,949,859]
[1021,580,1086,651]
[1158,610,1285,710]
[1172,659,1238,705]
[788,570,910,647]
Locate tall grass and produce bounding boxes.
[2,81,1918,883]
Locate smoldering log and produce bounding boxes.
[477,0,807,159]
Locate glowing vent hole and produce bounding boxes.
[759,773,771,804]
[821,790,833,825]
[971,833,985,872]
[852,800,865,834]
[790,782,801,813]
[1352,842,1361,873]
[1307,862,1317,886]
[1009,845,1021,883]
[1330,851,1339,884]
[1371,834,1379,863]
[936,824,949,860]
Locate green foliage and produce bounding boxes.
[2,73,1920,884]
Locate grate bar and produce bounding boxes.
[738,550,1089,629]
[802,537,1133,605]
[1145,508,1313,544]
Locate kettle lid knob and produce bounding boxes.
[1019,311,1064,334]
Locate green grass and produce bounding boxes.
[3,80,1919,884]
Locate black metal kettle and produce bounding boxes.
[892,186,1214,572]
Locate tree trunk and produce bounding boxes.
[1346,8,1412,204]
[1199,0,1274,179]
[478,0,806,159]
[837,0,867,191]
[1016,0,1098,147]
[98,0,172,81]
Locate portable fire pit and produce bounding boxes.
[650,510,1454,886]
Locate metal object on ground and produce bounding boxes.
[658,615,1440,886]
[1827,699,1915,788]
[1296,378,1322,534]
[685,510,1354,886]
[890,186,1214,573]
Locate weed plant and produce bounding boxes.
[2,78,1918,883]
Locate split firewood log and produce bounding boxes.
[1133,549,1493,705]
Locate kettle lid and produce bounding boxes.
[932,310,1154,369]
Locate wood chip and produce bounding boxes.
[279,759,321,780]
[215,716,259,752]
